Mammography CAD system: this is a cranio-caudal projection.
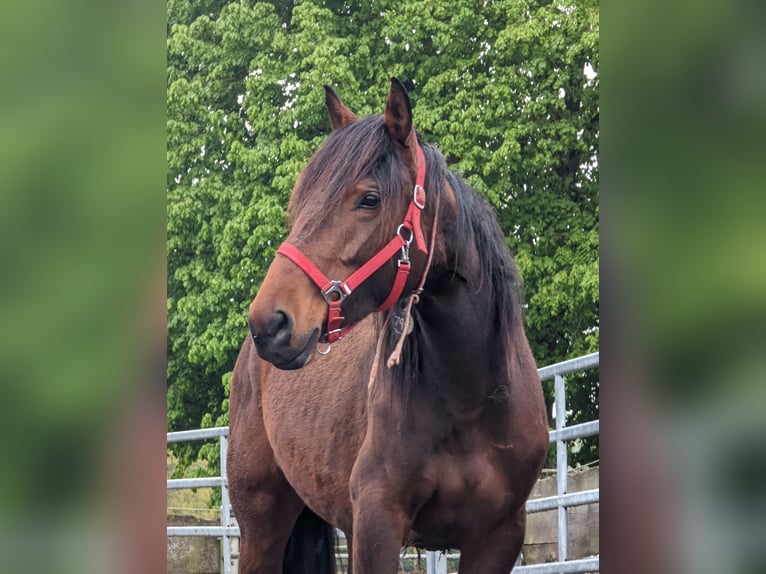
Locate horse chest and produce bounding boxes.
[410,447,515,547]
[259,358,370,529]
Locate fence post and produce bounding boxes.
[220,434,232,574]
[555,374,568,563]
[426,550,447,574]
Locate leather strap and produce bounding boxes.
[374,260,411,312]
[407,144,428,254]
[277,242,333,293]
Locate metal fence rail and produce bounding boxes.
[167,352,599,574]
[514,351,599,574]
[167,426,234,574]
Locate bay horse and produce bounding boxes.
[228,79,548,574]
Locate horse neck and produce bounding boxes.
[410,271,510,412]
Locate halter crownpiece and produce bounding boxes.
[276,140,428,347]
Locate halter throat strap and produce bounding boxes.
[276,142,428,344]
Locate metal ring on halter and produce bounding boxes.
[322,280,350,304]
[396,224,414,245]
[413,184,426,209]
[316,342,332,355]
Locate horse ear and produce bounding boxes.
[384,78,417,148]
[324,85,357,131]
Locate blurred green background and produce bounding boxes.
[0,0,166,572]
[603,0,766,572]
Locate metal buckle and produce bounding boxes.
[396,224,414,245]
[413,184,426,209]
[322,280,349,304]
[317,328,343,354]
[396,226,413,262]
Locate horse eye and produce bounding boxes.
[357,193,381,210]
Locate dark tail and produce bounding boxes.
[283,506,337,574]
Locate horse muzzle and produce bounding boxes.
[248,310,319,370]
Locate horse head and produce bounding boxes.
[248,79,436,369]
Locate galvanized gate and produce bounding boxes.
[167,352,599,574]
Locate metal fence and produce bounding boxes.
[515,352,599,574]
[167,427,235,573]
[167,351,599,574]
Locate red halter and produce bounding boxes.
[276,143,428,345]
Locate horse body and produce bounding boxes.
[228,79,548,573]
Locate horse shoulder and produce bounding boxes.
[228,337,276,488]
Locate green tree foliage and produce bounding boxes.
[167,0,598,469]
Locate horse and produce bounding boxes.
[227,78,548,574]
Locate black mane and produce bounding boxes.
[289,115,410,246]
[423,140,523,328]
[382,138,524,396]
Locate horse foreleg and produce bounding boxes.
[456,507,526,574]
[349,466,409,574]
[230,472,304,574]
[350,498,408,574]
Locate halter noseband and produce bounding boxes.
[276,143,428,348]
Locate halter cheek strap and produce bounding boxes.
[276,142,428,345]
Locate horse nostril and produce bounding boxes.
[264,310,292,347]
